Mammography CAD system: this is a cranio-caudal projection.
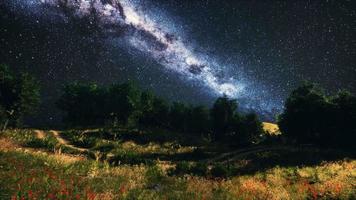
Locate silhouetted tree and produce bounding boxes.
[151,97,170,128]
[0,64,40,130]
[138,91,155,127]
[278,82,329,144]
[107,82,141,126]
[279,82,356,149]
[210,95,238,140]
[57,82,106,126]
[187,105,210,135]
[239,113,264,144]
[169,102,188,132]
[329,91,356,147]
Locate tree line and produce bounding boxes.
[1,64,355,149]
[56,81,264,145]
[0,64,40,130]
[278,82,356,149]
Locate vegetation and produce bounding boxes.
[0,64,40,130]
[278,82,356,149]
[56,82,264,147]
[0,130,355,199]
[0,64,355,199]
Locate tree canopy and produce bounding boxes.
[0,64,40,129]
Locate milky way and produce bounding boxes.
[4,0,281,113]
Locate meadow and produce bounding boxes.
[0,128,355,200]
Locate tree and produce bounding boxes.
[57,82,107,126]
[238,113,264,145]
[0,64,40,130]
[329,91,356,147]
[108,82,141,126]
[150,97,170,128]
[210,95,238,140]
[138,91,155,127]
[169,102,188,132]
[187,106,210,135]
[278,82,329,144]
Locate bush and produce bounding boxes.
[108,150,153,165]
[146,165,165,186]
[61,131,97,148]
[171,161,191,176]
[26,138,57,149]
[190,162,208,176]
[169,161,208,177]
[210,164,229,178]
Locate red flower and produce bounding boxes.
[119,185,126,194]
[28,190,33,199]
[47,193,55,199]
[87,190,96,200]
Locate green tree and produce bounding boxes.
[0,64,40,130]
[57,82,107,126]
[108,82,141,126]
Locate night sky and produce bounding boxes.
[0,0,355,125]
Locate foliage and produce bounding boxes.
[56,82,108,126]
[278,82,356,148]
[0,64,40,129]
[210,95,238,140]
[57,81,263,146]
[1,128,355,200]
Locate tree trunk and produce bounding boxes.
[2,119,8,132]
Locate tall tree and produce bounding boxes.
[210,95,238,140]
[169,102,188,132]
[108,82,141,125]
[330,91,356,147]
[188,105,210,135]
[236,113,264,145]
[57,82,106,126]
[0,64,40,130]
[278,82,329,144]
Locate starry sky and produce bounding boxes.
[0,0,355,125]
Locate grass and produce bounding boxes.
[0,129,355,200]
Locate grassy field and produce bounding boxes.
[0,129,355,200]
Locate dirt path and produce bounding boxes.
[0,137,85,164]
[50,130,89,153]
[206,145,302,164]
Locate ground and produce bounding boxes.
[0,128,355,200]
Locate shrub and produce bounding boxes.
[108,150,153,165]
[61,131,97,148]
[190,162,208,176]
[171,161,192,176]
[210,164,229,178]
[145,165,165,186]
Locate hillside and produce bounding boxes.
[262,122,281,135]
[1,129,355,200]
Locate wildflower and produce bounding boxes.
[119,185,126,194]
[28,190,33,199]
[86,190,96,200]
[47,193,55,199]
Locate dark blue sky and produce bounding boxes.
[0,0,355,124]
